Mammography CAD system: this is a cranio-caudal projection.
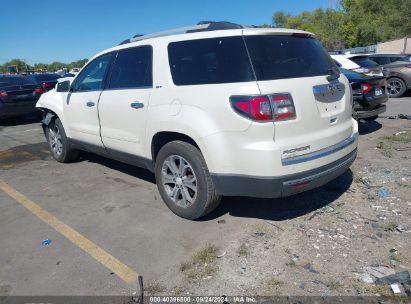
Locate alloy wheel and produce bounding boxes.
[48,125,63,156]
[161,155,198,208]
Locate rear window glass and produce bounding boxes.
[168,36,254,85]
[0,76,35,88]
[244,35,335,81]
[28,74,60,82]
[350,57,379,68]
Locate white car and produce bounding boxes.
[37,21,358,219]
[331,54,383,76]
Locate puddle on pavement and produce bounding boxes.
[0,142,49,169]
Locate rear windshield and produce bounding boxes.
[168,35,335,85]
[244,35,335,81]
[168,36,254,85]
[350,56,379,68]
[0,76,35,88]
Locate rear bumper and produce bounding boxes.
[211,148,357,198]
[353,104,386,119]
[0,101,38,118]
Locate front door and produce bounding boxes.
[64,53,112,147]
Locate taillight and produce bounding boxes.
[271,94,296,120]
[34,87,46,94]
[352,67,370,74]
[42,83,52,90]
[0,91,7,97]
[230,93,296,122]
[230,96,272,121]
[361,83,373,94]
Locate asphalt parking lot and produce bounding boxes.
[0,97,410,296]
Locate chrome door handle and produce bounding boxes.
[130,102,144,109]
[86,101,95,107]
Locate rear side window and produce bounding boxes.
[372,57,390,65]
[245,35,335,81]
[109,46,152,89]
[168,37,254,85]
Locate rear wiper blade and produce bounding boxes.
[327,67,340,82]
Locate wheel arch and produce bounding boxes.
[151,131,202,162]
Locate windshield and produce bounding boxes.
[244,35,335,81]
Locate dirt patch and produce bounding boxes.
[0,142,49,169]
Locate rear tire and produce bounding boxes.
[387,77,406,98]
[155,141,221,220]
[45,118,79,163]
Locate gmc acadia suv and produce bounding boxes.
[36,22,358,219]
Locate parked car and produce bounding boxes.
[346,54,383,76]
[331,54,382,76]
[366,54,411,98]
[37,22,358,219]
[369,53,411,65]
[0,75,43,119]
[339,68,388,121]
[26,73,61,92]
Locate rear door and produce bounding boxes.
[64,53,112,147]
[98,45,153,160]
[243,33,354,156]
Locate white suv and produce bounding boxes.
[36,22,358,219]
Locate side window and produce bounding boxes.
[72,54,111,92]
[373,57,390,65]
[108,46,152,89]
[390,57,401,63]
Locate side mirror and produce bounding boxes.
[56,80,71,92]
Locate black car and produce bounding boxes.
[26,73,61,92]
[340,68,388,121]
[0,75,43,119]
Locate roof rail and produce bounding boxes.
[129,23,211,43]
[119,21,246,45]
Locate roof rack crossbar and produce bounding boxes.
[129,23,211,42]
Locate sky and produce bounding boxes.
[0,0,334,65]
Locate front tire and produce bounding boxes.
[387,77,406,98]
[45,118,79,163]
[155,141,221,220]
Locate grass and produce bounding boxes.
[266,278,283,287]
[327,281,343,291]
[285,258,298,268]
[365,285,392,297]
[144,282,166,295]
[377,127,411,158]
[180,243,219,280]
[237,244,248,257]
[376,141,393,158]
[384,220,398,232]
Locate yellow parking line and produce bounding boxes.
[0,179,138,285]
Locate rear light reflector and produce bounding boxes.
[230,93,296,122]
[34,87,46,94]
[361,83,373,94]
[271,94,296,120]
[230,96,273,121]
[0,91,7,97]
